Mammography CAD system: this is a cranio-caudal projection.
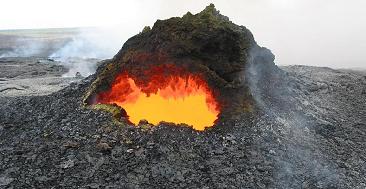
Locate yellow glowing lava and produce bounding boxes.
[117,91,217,131]
[96,68,220,131]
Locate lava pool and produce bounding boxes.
[94,64,221,131]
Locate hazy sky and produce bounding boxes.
[1,0,365,68]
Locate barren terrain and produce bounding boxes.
[0,58,365,188]
[0,11,365,188]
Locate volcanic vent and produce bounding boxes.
[95,64,220,130]
[85,4,276,130]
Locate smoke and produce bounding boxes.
[246,47,340,188]
[0,37,47,58]
[55,58,98,78]
[0,26,141,77]
[50,28,123,60]
[49,27,129,77]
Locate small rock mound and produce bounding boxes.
[85,4,278,125]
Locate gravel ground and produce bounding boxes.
[0,57,82,97]
[0,59,365,188]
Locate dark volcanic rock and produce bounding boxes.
[85,4,279,121]
[0,4,365,189]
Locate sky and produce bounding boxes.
[1,0,366,68]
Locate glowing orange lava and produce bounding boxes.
[96,65,220,130]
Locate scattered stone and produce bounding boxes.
[96,142,112,152]
[60,159,75,169]
[87,183,100,189]
[75,72,83,78]
[127,149,134,153]
[134,148,144,157]
[0,176,14,186]
[362,88,366,95]
[35,176,51,182]
[138,119,149,125]
[63,141,80,148]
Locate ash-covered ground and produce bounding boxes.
[0,57,365,188]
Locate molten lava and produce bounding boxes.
[95,65,220,131]
[97,65,219,130]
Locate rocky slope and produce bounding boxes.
[0,4,365,189]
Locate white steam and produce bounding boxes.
[246,48,340,188]
[0,38,46,58]
[50,28,123,60]
[49,27,128,77]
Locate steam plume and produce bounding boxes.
[49,27,127,77]
[246,47,340,188]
